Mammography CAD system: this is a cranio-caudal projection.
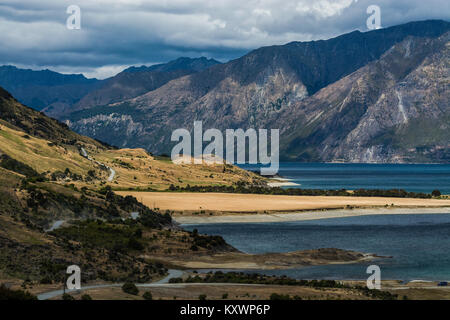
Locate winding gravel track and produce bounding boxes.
[37,269,184,300]
[80,147,115,182]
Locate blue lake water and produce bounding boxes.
[183,214,450,281]
[238,163,450,194]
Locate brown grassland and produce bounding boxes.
[116,191,450,214]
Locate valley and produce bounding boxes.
[0,85,379,300]
[0,18,449,302]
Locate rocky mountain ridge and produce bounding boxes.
[65,20,449,163]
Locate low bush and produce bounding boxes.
[167,184,434,199]
[122,282,139,295]
[142,291,153,300]
[62,293,75,300]
[0,285,37,300]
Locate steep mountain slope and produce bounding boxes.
[45,57,220,118]
[0,86,106,148]
[65,20,450,163]
[277,33,450,162]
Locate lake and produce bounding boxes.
[183,214,450,281]
[238,163,450,194]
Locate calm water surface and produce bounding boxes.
[183,214,450,281]
[239,163,450,194]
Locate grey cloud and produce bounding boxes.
[0,0,448,79]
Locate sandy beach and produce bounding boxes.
[174,207,450,224]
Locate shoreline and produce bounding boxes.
[175,207,450,224]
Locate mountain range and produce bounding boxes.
[1,20,449,163]
[0,57,220,117]
[0,65,100,113]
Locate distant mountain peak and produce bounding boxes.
[124,56,221,73]
[0,65,94,82]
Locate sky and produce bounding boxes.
[0,0,449,79]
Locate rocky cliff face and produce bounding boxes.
[63,20,450,163]
[278,33,450,162]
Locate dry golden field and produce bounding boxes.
[116,191,450,214]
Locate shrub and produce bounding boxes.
[128,238,144,251]
[143,291,153,300]
[168,278,183,284]
[81,294,93,300]
[222,293,228,299]
[40,276,52,284]
[270,293,291,300]
[51,220,143,253]
[0,285,37,300]
[0,154,40,178]
[432,190,441,197]
[122,282,139,295]
[171,184,434,199]
[62,293,75,300]
[198,294,207,301]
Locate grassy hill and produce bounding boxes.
[0,85,266,190]
[0,86,258,284]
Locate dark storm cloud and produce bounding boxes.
[0,0,448,78]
